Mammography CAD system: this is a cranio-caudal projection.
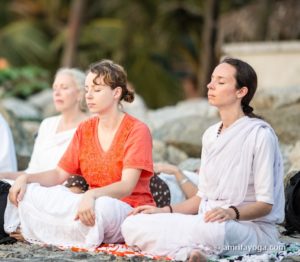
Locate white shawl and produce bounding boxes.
[198,116,283,208]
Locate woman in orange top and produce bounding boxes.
[5,60,155,248]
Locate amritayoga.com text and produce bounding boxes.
[219,244,285,253]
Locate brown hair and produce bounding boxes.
[88,59,134,103]
[221,57,260,118]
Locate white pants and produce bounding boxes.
[121,213,279,261]
[5,183,132,249]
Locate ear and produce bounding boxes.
[236,86,248,99]
[113,86,122,100]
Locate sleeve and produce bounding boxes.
[0,115,17,172]
[253,127,275,204]
[57,128,81,175]
[26,119,46,173]
[123,122,153,174]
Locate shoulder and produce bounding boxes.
[77,116,98,130]
[126,114,151,135]
[203,121,221,139]
[40,115,60,127]
[255,124,276,148]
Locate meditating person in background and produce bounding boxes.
[150,162,198,207]
[0,113,17,173]
[3,59,154,249]
[1,68,88,180]
[1,68,89,242]
[122,58,284,261]
[26,68,89,174]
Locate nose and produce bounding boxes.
[85,89,93,99]
[207,80,214,90]
[53,89,60,97]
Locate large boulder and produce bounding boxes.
[2,97,41,120]
[153,115,219,157]
[253,86,300,110]
[258,103,300,145]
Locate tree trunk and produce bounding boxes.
[198,0,220,97]
[61,0,86,67]
[255,0,273,40]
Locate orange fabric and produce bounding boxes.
[58,114,155,207]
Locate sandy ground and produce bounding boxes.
[0,242,159,261]
[0,226,299,261]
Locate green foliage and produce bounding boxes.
[0,66,50,99]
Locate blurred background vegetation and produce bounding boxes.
[0,0,299,108]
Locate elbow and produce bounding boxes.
[262,203,273,216]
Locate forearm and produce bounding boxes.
[25,167,69,186]
[0,171,25,180]
[88,181,132,200]
[171,195,201,215]
[174,169,198,199]
[233,201,272,221]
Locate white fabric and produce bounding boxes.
[26,115,76,173]
[122,117,284,260]
[0,113,17,172]
[3,115,76,233]
[158,170,199,204]
[5,184,132,248]
[197,116,284,224]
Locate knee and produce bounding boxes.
[121,216,136,240]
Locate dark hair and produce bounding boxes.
[88,59,134,103]
[221,57,259,118]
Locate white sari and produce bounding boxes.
[122,117,284,260]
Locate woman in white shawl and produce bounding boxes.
[1,68,89,240]
[121,58,284,261]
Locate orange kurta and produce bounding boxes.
[58,114,155,207]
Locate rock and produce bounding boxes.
[2,97,41,120]
[153,115,219,157]
[258,103,300,145]
[153,140,168,163]
[122,93,148,123]
[253,86,300,110]
[289,141,300,172]
[28,89,56,118]
[178,158,201,172]
[166,145,188,165]
[148,98,218,130]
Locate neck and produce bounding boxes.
[98,107,125,130]
[59,107,86,131]
[219,107,245,129]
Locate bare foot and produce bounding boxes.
[188,250,207,262]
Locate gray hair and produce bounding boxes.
[55,68,86,91]
[54,68,87,111]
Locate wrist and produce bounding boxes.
[162,205,173,213]
[228,205,240,220]
[85,189,97,199]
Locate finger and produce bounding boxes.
[74,213,79,220]
[17,188,26,203]
[81,210,95,226]
[9,190,18,207]
[142,209,155,214]
[205,212,225,222]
